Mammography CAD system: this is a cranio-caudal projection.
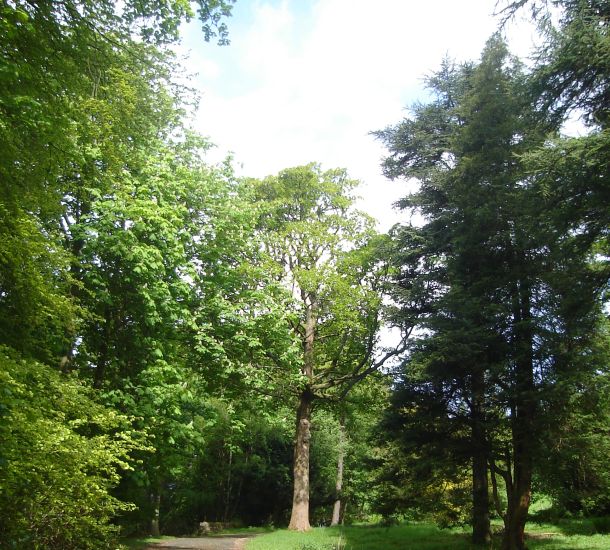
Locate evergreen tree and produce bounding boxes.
[376,36,604,548]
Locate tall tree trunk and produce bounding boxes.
[288,390,313,531]
[288,300,316,531]
[472,369,491,545]
[331,414,346,526]
[502,275,535,550]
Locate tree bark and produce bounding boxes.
[331,415,346,526]
[472,369,491,545]
[288,390,313,531]
[502,411,533,550]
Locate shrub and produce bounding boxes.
[0,348,144,549]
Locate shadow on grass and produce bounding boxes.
[340,522,608,550]
[528,514,598,537]
[337,523,482,550]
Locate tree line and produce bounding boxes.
[0,1,608,550]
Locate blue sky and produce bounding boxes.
[178,0,539,229]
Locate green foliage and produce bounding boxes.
[536,340,610,515]
[309,410,344,521]
[0,0,239,541]
[0,206,77,363]
[519,0,610,127]
[0,348,144,549]
[249,163,389,401]
[332,377,391,524]
[160,399,295,531]
[3,0,609,543]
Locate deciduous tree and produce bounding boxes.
[251,164,405,531]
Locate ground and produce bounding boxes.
[147,534,256,550]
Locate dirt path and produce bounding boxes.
[147,534,255,550]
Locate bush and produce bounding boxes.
[0,348,144,549]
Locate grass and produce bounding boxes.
[245,521,610,550]
[524,520,610,549]
[246,523,482,550]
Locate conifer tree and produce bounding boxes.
[375,37,601,548]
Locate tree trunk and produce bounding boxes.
[288,298,316,531]
[331,415,346,526]
[502,400,534,550]
[489,457,505,520]
[288,390,313,531]
[150,489,161,537]
[502,274,535,550]
[472,369,491,545]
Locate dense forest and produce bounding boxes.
[0,1,608,549]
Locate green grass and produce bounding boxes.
[245,521,610,550]
[246,523,481,550]
[524,521,610,549]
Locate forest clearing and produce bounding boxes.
[1,1,608,549]
[130,516,610,549]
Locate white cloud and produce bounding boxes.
[179,0,540,230]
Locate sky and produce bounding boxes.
[177,0,540,230]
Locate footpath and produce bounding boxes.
[147,534,256,550]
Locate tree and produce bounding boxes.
[0,1,237,540]
[375,36,604,549]
[499,0,610,527]
[0,0,234,368]
[250,164,405,531]
[328,373,391,526]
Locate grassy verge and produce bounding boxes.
[245,521,610,550]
